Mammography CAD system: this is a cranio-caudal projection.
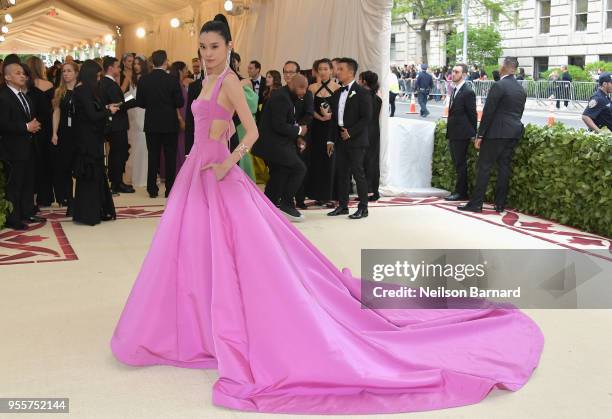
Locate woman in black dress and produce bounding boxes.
[306,59,340,207]
[72,60,119,225]
[25,57,56,207]
[51,62,79,211]
[359,71,383,201]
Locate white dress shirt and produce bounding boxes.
[8,84,31,128]
[338,79,355,127]
[452,79,465,99]
[251,76,262,95]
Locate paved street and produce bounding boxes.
[394,99,587,129]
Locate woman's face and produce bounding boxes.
[124,55,134,70]
[266,73,273,87]
[199,31,231,71]
[62,65,76,84]
[317,63,331,81]
[133,60,142,74]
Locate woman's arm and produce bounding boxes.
[202,74,259,179]
[51,105,60,145]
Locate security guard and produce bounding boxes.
[582,72,612,132]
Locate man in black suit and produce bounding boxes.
[100,56,136,194]
[247,60,265,123]
[0,63,44,230]
[190,57,202,81]
[445,63,477,201]
[136,50,185,198]
[327,57,372,220]
[459,57,527,213]
[252,74,309,222]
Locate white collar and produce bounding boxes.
[7,84,23,96]
[342,79,356,92]
[501,74,511,80]
[105,74,116,81]
[453,79,465,91]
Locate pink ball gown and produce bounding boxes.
[110,68,544,414]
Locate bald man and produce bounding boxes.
[0,63,44,230]
[252,74,309,222]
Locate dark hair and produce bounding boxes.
[331,57,341,63]
[492,70,501,81]
[454,63,468,74]
[339,57,358,75]
[317,58,332,71]
[264,70,282,99]
[200,15,232,43]
[78,60,103,100]
[169,61,187,80]
[132,56,149,86]
[4,54,21,67]
[250,60,261,70]
[359,70,379,92]
[503,56,519,71]
[151,50,168,67]
[283,61,300,73]
[120,52,134,73]
[102,56,118,72]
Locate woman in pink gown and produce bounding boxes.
[110,17,544,414]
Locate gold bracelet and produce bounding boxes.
[236,143,250,158]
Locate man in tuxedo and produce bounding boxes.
[252,74,309,222]
[247,60,265,123]
[0,63,45,230]
[459,57,527,213]
[191,58,202,81]
[185,52,204,156]
[282,61,314,209]
[136,50,185,198]
[445,63,477,202]
[100,56,136,194]
[327,57,372,220]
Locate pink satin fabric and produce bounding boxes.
[110,68,544,414]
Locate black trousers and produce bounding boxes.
[264,146,307,207]
[146,132,178,195]
[470,138,518,208]
[448,138,471,197]
[34,134,54,206]
[336,145,368,209]
[389,92,398,117]
[295,137,310,204]
[364,139,380,197]
[3,154,35,226]
[108,130,130,188]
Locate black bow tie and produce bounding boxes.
[253,80,260,85]
[341,85,349,92]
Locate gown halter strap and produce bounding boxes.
[315,79,334,97]
[204,67,233,109]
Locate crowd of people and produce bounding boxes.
[0,37,383,229]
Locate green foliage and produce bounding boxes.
[446,26,503,66]
[432,121,612,238]
[585,61,612,74]
[541,65,592,82]
[0,161,10,229]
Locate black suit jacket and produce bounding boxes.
[251,76,266,123]
[99,76,135,132]
[478,75,526,140]
[0,85,36,161]
[136,69,185,134]
[252,86,300,161]
[446,83,477,140]
[328,81,372,148]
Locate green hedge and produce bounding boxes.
[432,121,612,238]
[0,161,10,228]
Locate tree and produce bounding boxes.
[446,25,503,66]
[393,0,518,64]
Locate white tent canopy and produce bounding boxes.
[2,0,394,190]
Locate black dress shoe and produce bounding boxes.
[24,215,46,223]
[494,205,505,213]
[327,207,349,216]
[121,182,135,191]
[113,184,135,193]
[101,214,117,221]
[445,193,469,201]
[349,208,369,219]
[149,192,159,198]
[368,194,380,202]
[5,222,28,230]
[457,203,482,213]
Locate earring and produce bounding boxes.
[227,50,231,68]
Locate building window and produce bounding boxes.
[607,0,612,29]
[514,10,520,29]
[568,55,585,68]
[575,0,588,31]
[539,1,551,34]
[600,55,612,62]
[391,33,396,50]
[534,57,549,80]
